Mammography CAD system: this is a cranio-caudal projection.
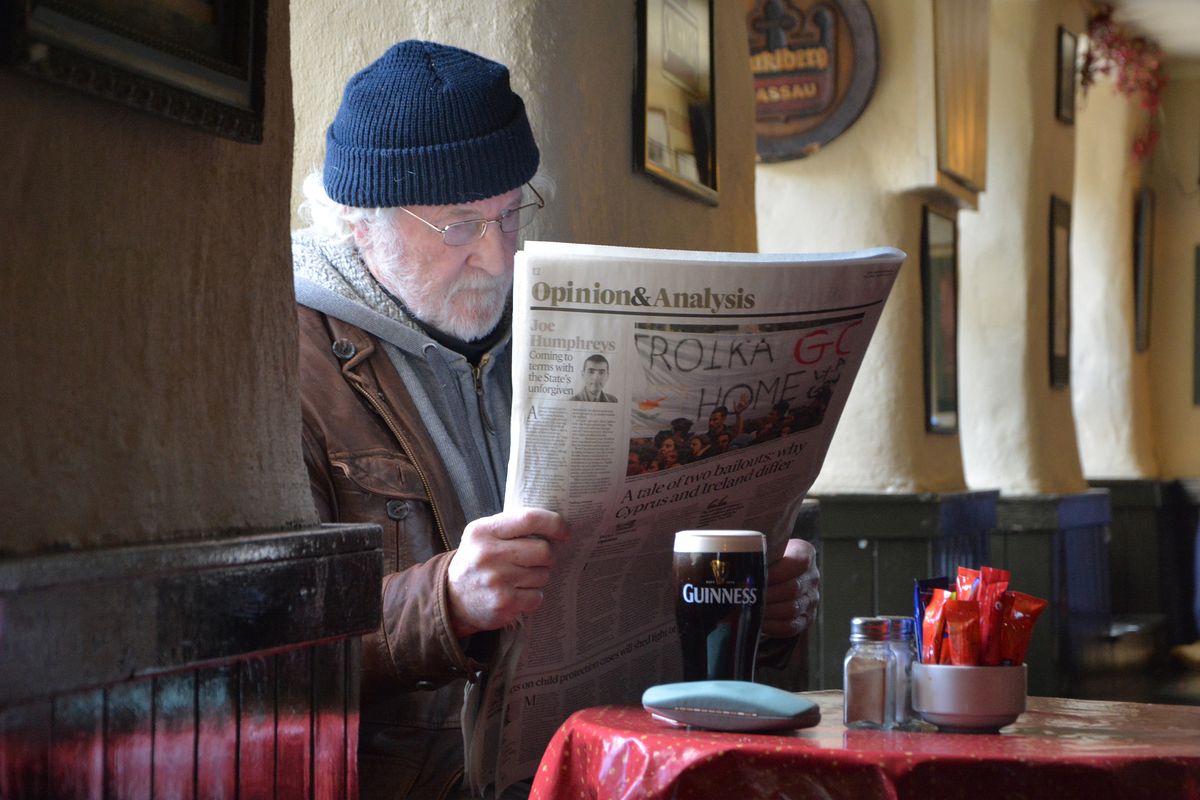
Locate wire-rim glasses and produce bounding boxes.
[397,183,545,246]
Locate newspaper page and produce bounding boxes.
[467,241,904,795]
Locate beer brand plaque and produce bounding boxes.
[745,0,878,161]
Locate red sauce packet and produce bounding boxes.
[921,588,952,664]
[944,599,982,665]
[938,636,953,663]
[998,591,1048,665]
[978,567,1011,665]
[956,567,981,602]
[914,576,950,660]
[981,566,1011,585]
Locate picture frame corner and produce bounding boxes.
[921,205,960,434]
[636,0,718,204]
[1055,25,1078,126]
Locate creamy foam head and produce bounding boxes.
[674,530,765,554]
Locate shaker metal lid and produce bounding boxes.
[879,615,916,640]
[849,616,892,641]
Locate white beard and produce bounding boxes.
[410,268,511,342]
[368,230,511,342]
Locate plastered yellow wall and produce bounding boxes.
[1072,72,1156,479]
[957,0,1088,495]
[290,0,758,253]
[757,0,960,493]
[1149,62,1200,477]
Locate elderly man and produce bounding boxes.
[292,40,818,799]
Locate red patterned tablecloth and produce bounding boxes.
[530,691,1200,799]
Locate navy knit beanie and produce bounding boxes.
[323,40,540,208]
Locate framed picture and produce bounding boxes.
[1049,196,1072,387]
[1055,26,1077,124]
[747,0,879,163]
[1134,188,1155,352]
[1194,246,1200,406]
[1194,246,1200,405]
[922,206,959,433]
[933,0,989,192]
[636,0,717,204]
[0,1,268,143]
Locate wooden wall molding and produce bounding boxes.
[0,524,381,707]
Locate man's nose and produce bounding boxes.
[466,223,515,276]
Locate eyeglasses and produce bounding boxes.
[397,183,545,246]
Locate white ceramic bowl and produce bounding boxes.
[911,663,1026,733]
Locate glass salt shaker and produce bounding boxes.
[881,615,917,729]
[843,616,895,729]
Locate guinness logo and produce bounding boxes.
[710,558,728,585]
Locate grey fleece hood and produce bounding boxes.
[292,227,444,357]
[291,227,513,530]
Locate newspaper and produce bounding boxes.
[466,241,904,795]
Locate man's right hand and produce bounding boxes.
[446,507,569,639]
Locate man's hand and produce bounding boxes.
[763,538,820,638]
[446,507,569,639]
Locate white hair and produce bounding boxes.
[298,170,393,246]
[297,169,556,248]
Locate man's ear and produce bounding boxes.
[348,220,382,283]
[349,219,371,251]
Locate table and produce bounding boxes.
[529,691,1200,799]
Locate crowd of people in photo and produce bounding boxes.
[626,396,803,477]
[625,359,847,477]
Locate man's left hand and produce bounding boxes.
[763,538,820,638]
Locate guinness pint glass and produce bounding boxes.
[673,530,767,681]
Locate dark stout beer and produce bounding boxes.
[673,530,767,681]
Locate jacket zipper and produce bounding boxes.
[472,354,496,434]
[348,379,452,553]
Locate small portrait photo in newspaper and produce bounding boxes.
[569,353,618,403]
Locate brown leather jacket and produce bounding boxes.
[298,305,489,799]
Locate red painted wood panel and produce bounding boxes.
[238,655,277,800]
[50,690,104,799]
[196,665,237,799]
[0,639,359,799]
[152,673,196,800]
[312,640,348,800]
[275,649,313,799]
[0,699,50,799]
[105,681,152,800]
[347,640,361,800]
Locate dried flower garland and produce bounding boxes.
[1080,4,1168,160]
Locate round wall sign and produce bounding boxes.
[745,0,879,161]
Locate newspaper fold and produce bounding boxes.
[466,241,905,795]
